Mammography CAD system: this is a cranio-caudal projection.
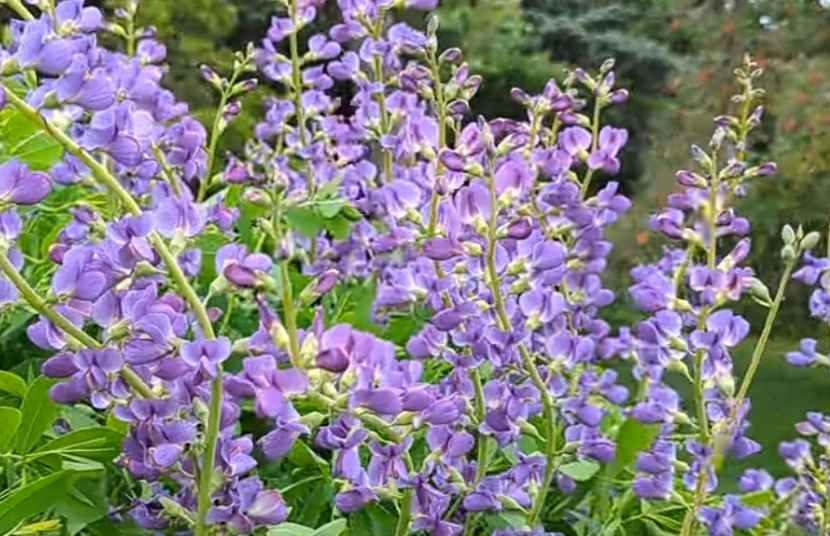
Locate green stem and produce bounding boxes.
[0,83,222,536]
[706,152,720,269]
[125,15,136,57]
[199,85,231,202]
[395,490,413,536]
[580,98,602,195]
[426,52,447,238]
[470,368,490,484]
[733,258,795,408]
[152,145,183,197]
[483,166,556,526]
[3,0,34,19]
[280,260,302,368]
[288,0,309,182]
[369,19,392,183]
[0,248,155,399]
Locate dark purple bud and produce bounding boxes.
[675,170,707,188]
[447,100,469,116]
[439,149,465,172]
[439,47,462,64]
[510,87,530,105]
[315,269,339,295]
[222,100,242,121]
[757,162,777,176]
[610,89,629,104]
[224,264,258,287]
[200,64,222,87]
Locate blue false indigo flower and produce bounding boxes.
[0,159,51,205]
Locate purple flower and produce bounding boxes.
[738,468,773,492]
[215,244,273,288]
[786,338,822,367]
[0,160,51,205]
[181,337,231,378]
[629,267,675,312]
[43,348,125,408]
[699,495,764,535]
[208,476,288,532]
[559,126,591,156]
[587,126,628,174]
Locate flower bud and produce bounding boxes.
[299,411,326,430]
[243,188,272,208]
[609,89,629,104]
[299,269,339,305]
[801,232,822,251]
[675,170,707,188]
[781,224,796,245]
[270,321,290,351]
[747,277,772,305]
[439,47,462,64]
[427,13,439,36]
[690,144,712,169]
[299,333,318,369]
[463,241,482,256]
[200,64,223,90]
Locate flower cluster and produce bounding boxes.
[0,1,825,535]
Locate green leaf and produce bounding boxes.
[312,519,347,536]
[54,477,109,535]
[316,198,346,219]
[60,404,99,430]
[287,440,330,472]
[0,407,22,452]
[0,107,63,170]
[285,206,324,238]
[294,480,332,527]
[641,520,669,535]
[606,418,660,478]
[559,458,601,481]
[15,376,60,454]
[349,503,397,535]
[315,178,341,200]
[483,511,528,530]
[322,214,352,240]
[741,489,774,507]
[0,370,27,398]
[106,412,130,435]
[268,523,314,536]
[0,470,86,534]
[30,426,124,466]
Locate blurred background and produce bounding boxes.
[2,0,830,482]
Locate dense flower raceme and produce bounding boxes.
[0,1,824,535]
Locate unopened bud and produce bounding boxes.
[800,231,821,251]
[748,277,772,305]
[690,144,712,169]
[781,224,796,245]
[463,241,482,256]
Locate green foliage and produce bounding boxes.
[15,376,60,454]
[0,373,130,534]
[0,106,64,170]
